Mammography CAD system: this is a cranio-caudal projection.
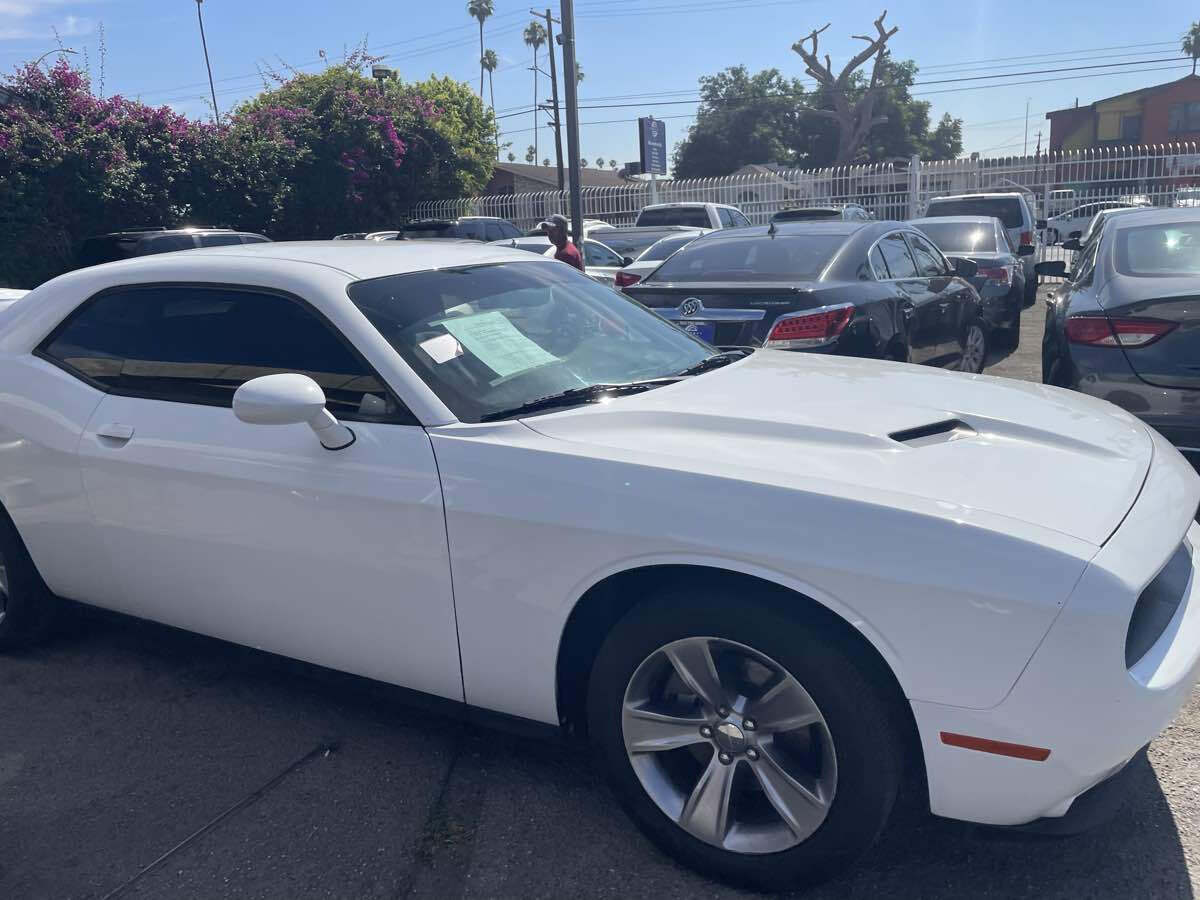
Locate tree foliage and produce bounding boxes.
[0,58,495,286]
[672,58,963,178]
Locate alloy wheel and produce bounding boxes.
[960,324,986,373]
[621,636,837,854]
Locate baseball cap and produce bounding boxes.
[538,213,569,231]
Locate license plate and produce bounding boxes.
[679,321,715,343]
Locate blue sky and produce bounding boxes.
[0,0,1196,173]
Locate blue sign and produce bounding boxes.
[639,117,667,176]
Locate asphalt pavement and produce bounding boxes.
[3,285,1198,899]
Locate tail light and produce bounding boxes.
[765,303,854,349]
[977,265,1011,285]
[615,271,641,288]
[1020,231,1033,246]
[1065,316,1177,348]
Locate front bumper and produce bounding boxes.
[913,429,1200,826]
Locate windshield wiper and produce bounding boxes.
[675,349,750,377]
[479,379,678,422]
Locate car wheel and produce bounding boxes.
[0,511,60,650]
[958,320,988,373]
[587,590,903,891]
[1000,302,1021,351]
[1023,277,1038,308]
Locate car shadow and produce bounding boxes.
[2,608,1193,900]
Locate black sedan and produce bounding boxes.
[909,215,1031,350]
[1039,207,1200,467]
[624,221,988,372]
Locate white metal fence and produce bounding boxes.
[409,143,1200,277]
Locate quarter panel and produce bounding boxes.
[432,424,1091,725]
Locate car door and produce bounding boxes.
[40,283,464,701]
[875,231,940,363]
[904,229,973,357]
[582,240,624,286]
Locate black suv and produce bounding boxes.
[398,217,522,242]
[77,228,270,268]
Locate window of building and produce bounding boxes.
[1169,101,1200,134]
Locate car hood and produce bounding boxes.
[522,350,1152,546]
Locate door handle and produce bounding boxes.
[96,423,135,442]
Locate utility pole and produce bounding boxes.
[559,0,583,245]
[531,8,565,192]
[1023,96,1030,158]
[195,0,220,126]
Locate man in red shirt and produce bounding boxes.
[539,214,585,273]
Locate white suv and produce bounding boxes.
[634,202,751,229]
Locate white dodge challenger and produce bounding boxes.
[0,241,1197,889]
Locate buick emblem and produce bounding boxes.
[679,297,702,318]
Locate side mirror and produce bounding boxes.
[1036,219,1048,230]
[1017,244,1035,256]
[233,373,355,451]
[948,256,978,279]
[621,256,634,267]
[1062,238,1082,252]
[1035,260,1068,280]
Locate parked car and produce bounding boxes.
[397,217,522,242]
[1040,208,1200,469]
[4,239,1199,890]
[77,228,270,268]
[588,225,708,261]
[1046,189,1077,216]
[771,204,871,223]
[1174,188,1200,208]
[624,221,988,372]
[922,193,1040,305]
[524,218,614,237]
[365,231,400,241]
[635,202,751,229]
[909,215,1029,349]
[1046,200,1149,246]
[332,232,369,240]
[488,235,633,287]
[614,230,711,288]
[1065,206,1154,255]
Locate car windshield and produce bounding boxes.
[647,234,843,282]
[347,262,713,422]
[638,234,701,262]
[638,208,711,227]
[1115,222,1200,276]
[925,198,1024,229]
[912,222,999,253]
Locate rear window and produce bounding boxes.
[600,233,674,257]
[648,235,843,283]
[1115,222,1200,276]
[773,209,840,222]
[925,198,1024,229]
[637,207,711,228]
[912,222,999,254]
[638,234,700,262]
[403,223,455,238]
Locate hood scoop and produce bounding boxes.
[889,419,976,448]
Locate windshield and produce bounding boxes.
[925,198,1024,229]
[638,234,701,262]
[912,222,999,253]
[1115,222,1200,277]
[647,234,843,282]
[638,208,711,227]
[347,262,712,422]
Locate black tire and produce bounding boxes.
[0,509,61,650]
[587,589,904,891]
[1023,277,1038,308]
[999,304,1021,352]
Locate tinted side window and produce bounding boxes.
[484,222,506,241]
[732,210,752,227]
[584,241,622,267]
[40,286,409,423]
[877,233,918,278]
[456,221,484,240]
[717,208,735,228]
[905,232,948,277]
[869,244,890,279]
[139,235,197,254]
[499,221,522,239]
[198,233,245,247]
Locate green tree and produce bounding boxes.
[525,144,536,163]
[507,151,516,161]
[1183,21,1200,75]
[542,158,550,166]
[467,0,494,97]
[924,112,963,161]
[580,158,588,167]
[594,156,605,168]
[523,21,547,161]
[609,159,618,169]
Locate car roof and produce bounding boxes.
[909,215,999,226]
[97,239,545,280]
[700,221,873,241]
[1105,207,1200,230]
[927,193,1029,201]
[641,202,730,209]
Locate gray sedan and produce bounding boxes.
[1039,207,1200,467]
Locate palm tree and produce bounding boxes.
[467,0,494,97]
[580,158,589,168]
[594,156,605,169]
[542,158,551,166]
[507,152,516,162]
[523,20,547,162]
[525,145,536,163]
[609,160,618,170]
[481,48,499,156]
[1184,21,1200,75]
